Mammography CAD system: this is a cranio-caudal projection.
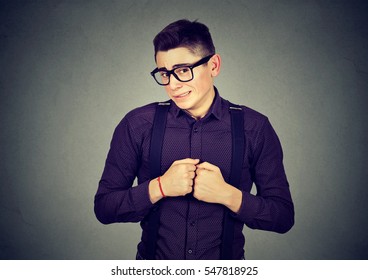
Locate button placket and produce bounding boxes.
[185,121,202,259]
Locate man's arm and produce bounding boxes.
[193,118,294,234]
[94,117,153,224]
[237,118,294,233]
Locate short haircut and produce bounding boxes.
[153,19,215,60]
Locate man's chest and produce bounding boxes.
[160,125,233,181]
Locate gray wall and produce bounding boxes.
[1,0,367,260]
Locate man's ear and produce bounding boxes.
[210,54,221,77]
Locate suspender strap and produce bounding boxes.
[221,104,244,259]
[145,102,170,260]
[229,105,244,188]
[150,102,171,178]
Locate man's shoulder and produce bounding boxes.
[241,105,267,121]
[112,102,157,133]
[240,105,269,132]
[125,102,158,123]
[222,98,268,128]
[121,100,173,130]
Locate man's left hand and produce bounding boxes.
[194,162,241,213]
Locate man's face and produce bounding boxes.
[155,47,218,118]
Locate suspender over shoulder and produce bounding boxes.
[149,102,171,179]
[144,101,244,260]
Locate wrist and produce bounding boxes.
[157,176,166,198]
[222,183,242,213]
[148,178,164,204]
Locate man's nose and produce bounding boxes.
[168,74,182,90]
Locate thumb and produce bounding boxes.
[196,161,218,171]
[172,158,200,166]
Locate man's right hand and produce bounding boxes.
[161,158,199,197]
[148,158,199,203]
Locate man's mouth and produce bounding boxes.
[175,91,191,98]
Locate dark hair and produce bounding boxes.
[153,19,215,60]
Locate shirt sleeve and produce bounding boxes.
[94,116,154,224]
[233,118,295,233]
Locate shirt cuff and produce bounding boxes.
[231,191,261,223]
[130,180,154,213]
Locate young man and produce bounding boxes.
[94,19,294,260]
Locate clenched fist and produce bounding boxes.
[161,158,199,196]
[194,162,242,213]
[149,158,199,203]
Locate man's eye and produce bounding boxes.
[177,67,190,74]
[160,72,169,78]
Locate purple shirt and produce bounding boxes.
[94,88,294,259]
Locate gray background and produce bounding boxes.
[1,0,367,260]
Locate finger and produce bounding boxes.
[196,161,219,171]
[195,168,203,176]
[188,171,196,179]
[195,167,210,175]
[172,158,200,166]
[184,164,198,172]
[188,179,194,187]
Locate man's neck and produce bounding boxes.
[185,88,216,120]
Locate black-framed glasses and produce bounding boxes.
[150,54,214,86]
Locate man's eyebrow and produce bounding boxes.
[157,63,191,71]
[172,63,191,68]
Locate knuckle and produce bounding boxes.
[185,164,193,171]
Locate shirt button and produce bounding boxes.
[193,128,198,133]
[190,221,196,226]
[188,249,193,254]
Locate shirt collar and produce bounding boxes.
[170,86,223,120]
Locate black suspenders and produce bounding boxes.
[221,104,244,259]
[145,102,171,260]
[145,101,244,260]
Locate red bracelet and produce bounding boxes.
[157,176,165,198]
